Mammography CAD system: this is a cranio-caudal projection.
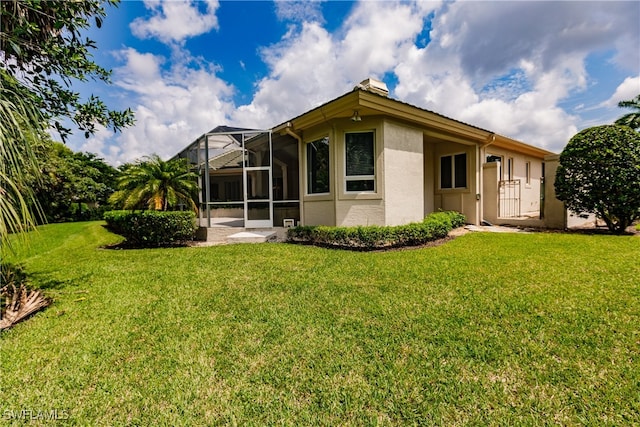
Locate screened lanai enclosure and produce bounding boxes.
[175,127,300,228]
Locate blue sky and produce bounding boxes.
[67,0,640,165]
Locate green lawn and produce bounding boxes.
[1,222,639,426]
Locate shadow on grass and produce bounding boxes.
[99,224,192,250]
[100,241,191,250]
[1,263,85,292]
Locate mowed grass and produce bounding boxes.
[1,222,639,426]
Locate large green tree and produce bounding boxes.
[31,142,120,222]
[615,94,640,131]
[110,155,198,212]
[0,0,132,249]
[0,0,134,139]
[555,125,640,233]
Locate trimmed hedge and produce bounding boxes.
[287,211,466,250]
[104,210,197,247]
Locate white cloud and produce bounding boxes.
[90,0,639,164]
[232,22,344,128]
[393,1,638,153]
[233,1,439,128]
[602,76,640,107]
[130,0,220,44]
[91,47,236,165]
[274,0,325,23]
[339,1,435,81]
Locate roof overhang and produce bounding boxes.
[273,89,555,157]
[273,89,490,144]
[491,134,555,158]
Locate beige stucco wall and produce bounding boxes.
[542,154,566,229]
[300,123,336,226]
[303,200,336,226]
[334,117,386,226]
[335,199,384,226]
[423,140,435,216]
[484,148,544,215]
[382,120,424,225]
[433,142,478,224]
[482,162,499,224]
[300,117,389,227]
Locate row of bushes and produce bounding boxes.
[287,211,465,250]
[104,210,197,247]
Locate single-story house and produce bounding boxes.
[175,78,560,232]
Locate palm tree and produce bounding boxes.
[0,73,44,251]
[0,75,50,329]
[615,94,640,131]
[110,154,198,211]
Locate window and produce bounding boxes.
[306,137,330,194]
[345,131,375,192]
[525,161,531,185]
[440,153,467,189]
[507,157,514,181]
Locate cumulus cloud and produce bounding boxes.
[394,1,638,152]
[130,0,220,44]
[274,0,325,24]
[232,22,344,128]
[233,1,439,127]
[93,47,236,165]
[88,0,638,164]
[602,76,640,107]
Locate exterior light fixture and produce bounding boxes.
[351,110,362,122]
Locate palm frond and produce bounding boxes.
[0,73,45,252]
[110,154,198,212]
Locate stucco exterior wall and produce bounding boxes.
[303,200,336,226]
[300,123,336,226]
[382,120,424,225]
[433,142,478,224]
[335,199,385,226]
[484,148,544,215]
[332,117,386,226]
[423,140,435,216]
[482,162,499,224]
[543,154,566,229]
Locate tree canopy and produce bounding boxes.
[30,142,120,222]
[555,125,640,233]
[0,0,134,139]
[615,94,640,131]
[1,0,132,250]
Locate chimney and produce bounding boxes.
[356,78,389,97]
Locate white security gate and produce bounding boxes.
[499,180,521,218]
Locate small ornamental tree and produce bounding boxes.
[555,125,640,233]
[109,155,198,212]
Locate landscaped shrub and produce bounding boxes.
[104,210,197,247]
[442,210,466,228]
[287,211,465,250]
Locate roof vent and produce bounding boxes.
[356,78,389,97]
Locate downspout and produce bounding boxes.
[283,123,304,226]
[478,133,496,225]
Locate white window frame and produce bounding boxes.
[344,130,376,193]
[525,161,531,185]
